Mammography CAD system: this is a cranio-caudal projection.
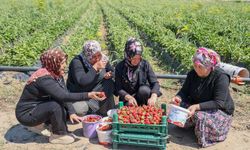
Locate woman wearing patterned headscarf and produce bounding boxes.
[115,37,162,106]
[15,48,105,144]
[66,40,115,121]
[171,47,234,147]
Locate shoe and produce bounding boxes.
[69,133,78,139]
[26,123,51,136]
[49,133,75,144]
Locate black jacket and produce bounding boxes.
[67,55,114,92]
[16,75,88,118]
[66,55,114,115]
[177,67,235,115]
[115,59,161,100]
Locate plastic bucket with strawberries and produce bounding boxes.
[96,122,112,145]
[100,116,113,123]
[82,114,102,138]
[167,104,190,127]
[107,109,117,118]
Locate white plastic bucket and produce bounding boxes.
[96,123,112,145]
[100,116,113,123]
[107,109,117,118]
[167,104,190,127]
[219,63,249,78]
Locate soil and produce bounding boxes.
[0,72,249,150]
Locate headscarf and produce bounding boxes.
[80,40,108,70]
[83,40,101,62]
[27,48,67,84]
[124,37,143,62]
[192,47,220,70]
[124,37,143,82]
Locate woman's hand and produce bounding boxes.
[187,104,200,117]
[170,96,182,106]
[148,93,157,106]
[88,92,106,101]
[125,94,138,106]
[104,71,112,79]
[92,61,102,72]
[92,60,106,72]
[69,114,83,124]
[99,59,107,69]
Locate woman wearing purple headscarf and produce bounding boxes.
[115,37,162,106]
[66,40,115,122]
[171,47,234,147]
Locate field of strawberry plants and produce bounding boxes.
[0,0,92,66]
[0,0,249,72]
[99,1,155,65]
[104,0,250,71]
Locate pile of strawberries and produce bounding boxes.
[117,105,163,124]
[83,116,101,123]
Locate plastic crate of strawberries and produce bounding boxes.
[112,102,168,136]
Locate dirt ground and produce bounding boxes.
[0,72,249,150]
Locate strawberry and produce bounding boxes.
[173,121,184,127]
[98,92,106,98]
[98,124,112,131]
[84,116,101,122]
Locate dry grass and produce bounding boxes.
[0,72,26,111]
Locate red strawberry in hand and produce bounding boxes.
[98,92,106,99]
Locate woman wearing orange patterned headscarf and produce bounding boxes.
[15,48,105,144]
[27,48,68,84]
[171,47,234,147]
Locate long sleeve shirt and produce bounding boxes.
[66,55,114,93]
[66,55,114,115]
[115,59,161,100]
[16,75,88,118]
[177,67,234,115]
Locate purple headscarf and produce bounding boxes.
[83,40,101,62]
[192,47,220,70]
[80,40,108,70]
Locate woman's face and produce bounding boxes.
[130,54,141,66]
[89,51,102,65]
[59,60,67,76]
[193,63,211,77]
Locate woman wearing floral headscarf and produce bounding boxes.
[115,37,162,106]
[66,40,115,121]
[15,48,105,144]
[171,47,234,147]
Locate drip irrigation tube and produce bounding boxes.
[0,66,39,72]
[0,66,250,82]
[155,74,250,82]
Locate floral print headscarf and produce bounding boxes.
[27,48,67,84]
[192,47,220,70]
[124,37,143,82]
[124,37,143,61]
[83,40,101,62]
